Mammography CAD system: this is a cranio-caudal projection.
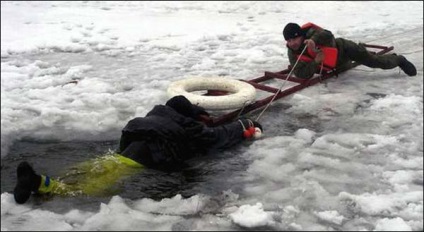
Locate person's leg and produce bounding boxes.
[14,162,41,204]
[398,55,417,76]
[120,140,187,172]
[13,153,144,204]
[119,132,133,153]
[341,38,400,69]
[65,153,143,196]
[120,141,154,168]
[338,38,417,76]
[14,161,70,204]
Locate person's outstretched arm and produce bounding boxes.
[195,118,262,150]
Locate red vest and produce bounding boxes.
[296,22,338,71]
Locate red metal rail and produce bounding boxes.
[208,44,394,126]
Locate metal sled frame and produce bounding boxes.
[208,44,394,126]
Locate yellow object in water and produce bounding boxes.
[37,153,144,197]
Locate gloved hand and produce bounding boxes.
[238,118,263,139]
[250,120,263,139]
[251,120,263,132]
[239,118,263,132]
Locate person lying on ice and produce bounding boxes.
[283,22,417,79]
[13,95,263,204]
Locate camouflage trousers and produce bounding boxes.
[336,38,401,70]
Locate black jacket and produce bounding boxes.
[119,105,246,170]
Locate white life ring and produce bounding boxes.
[167,77,256,110]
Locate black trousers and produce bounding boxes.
[120,139,187,172]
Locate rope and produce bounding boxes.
[236,100,251,119]
[255,45,308,121]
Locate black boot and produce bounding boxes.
[13,162,41,204]
[398,55,417,76]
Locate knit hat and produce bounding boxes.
[166,95,196,118]
[283,23,304,40]
[166,95,210,121]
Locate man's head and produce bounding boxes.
[166,95,195,118]
[283,23,304,40]
[283,23,305,51]
[166,95,210,122]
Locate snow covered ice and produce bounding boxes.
[1,1,423,231]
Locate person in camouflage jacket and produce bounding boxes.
[283,22,417,79]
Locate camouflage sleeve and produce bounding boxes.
[308,28,336,47]
[288,49,319,79]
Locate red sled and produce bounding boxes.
[204,44,394,126]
